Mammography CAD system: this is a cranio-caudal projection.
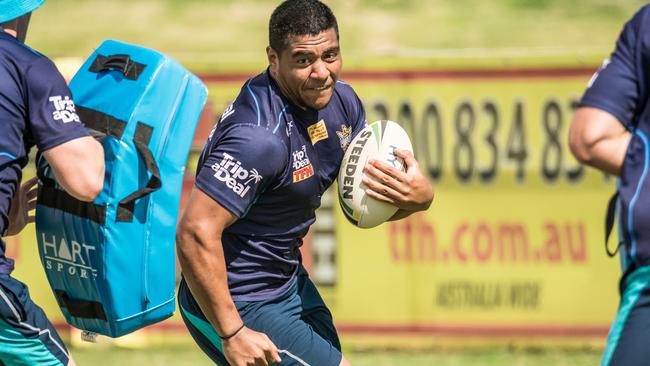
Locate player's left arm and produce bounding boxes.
[362,149,433,219]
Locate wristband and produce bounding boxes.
[221,323,245,340]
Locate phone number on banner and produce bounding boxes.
[364,97,613,186]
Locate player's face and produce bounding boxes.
[268,28,342,110]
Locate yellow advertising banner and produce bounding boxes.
[6,65,621,347]
[327,69,619,344]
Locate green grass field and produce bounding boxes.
[29,0,647,71]
[61,331,605,365]
[71,345,601,366]
[61,331,606,366]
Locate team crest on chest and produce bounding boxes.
[292,145,314,183]
[336,124,352,150]
[307,119,329,145]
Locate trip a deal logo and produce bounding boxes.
[292,145,314,183]
[211,152,263,197]
[49,95,81,124]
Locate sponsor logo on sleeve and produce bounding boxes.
[307,119,329,145]
[292,145,314,183]
[211,152,262,197]
[336,124,352,151]
[49,95,80,123]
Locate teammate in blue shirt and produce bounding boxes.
[176,1,433,365]
[0,1,104,365]
[570,5,650,366]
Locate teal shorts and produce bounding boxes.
[0,275,70,366]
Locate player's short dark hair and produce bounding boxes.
[269,0,339,54]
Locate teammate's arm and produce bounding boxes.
[23,53,105,202]
[42,137,104,202]
[567,9,640,177]
[569,107,632,176]
[362,149,433,219]
[177,187,281,366]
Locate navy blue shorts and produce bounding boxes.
[0,274,70,366]
[179,268,342,366]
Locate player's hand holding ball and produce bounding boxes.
[338,120,433,228]
[363,148,433,212]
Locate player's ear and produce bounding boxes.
[267,46,279,72]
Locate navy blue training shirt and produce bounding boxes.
[195,70,366,301]
[0,30,88,274]
[580,5,650,269]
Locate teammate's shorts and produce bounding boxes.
[178,267,342,366]
[601,265,650,366]
[0,274,70,366]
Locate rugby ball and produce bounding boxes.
[338,120,413,228]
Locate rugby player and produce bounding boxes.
[569,4,650,366]
[177,0,433,365]
[0,1,105,364]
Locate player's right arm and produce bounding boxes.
[42,137,104,201]
[177,120,287,366]
[176,188,281,366]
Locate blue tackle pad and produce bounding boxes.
[35,40,208,337]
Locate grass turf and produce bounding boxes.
[27,0,648,71]
[71,345,601,366]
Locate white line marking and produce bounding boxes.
[0,286,21,320]
[278,349,311,366]
[0,286,70,358]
